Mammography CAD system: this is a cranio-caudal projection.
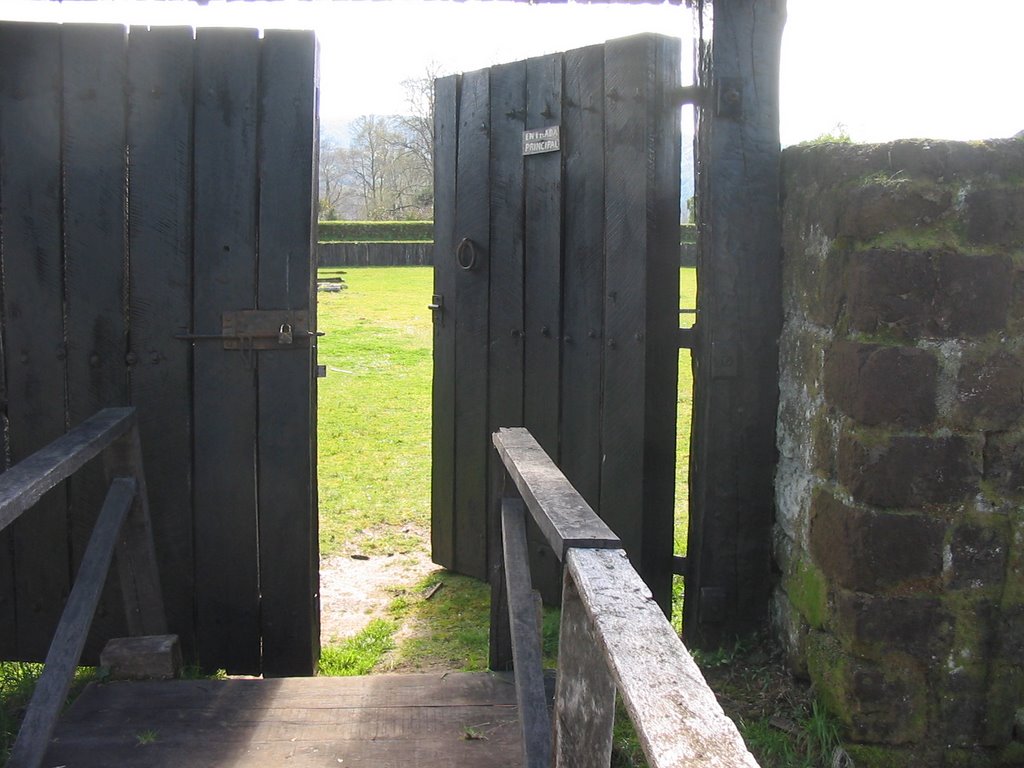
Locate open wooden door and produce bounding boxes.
[431,34,682,611]
[0,22,319,676]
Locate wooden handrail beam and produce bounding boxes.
[0,407,136,533]
[492,428,620,559]
[564,548,759,768]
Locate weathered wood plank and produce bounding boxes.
[7,478,136,768]
[559,44,606,511]
[126,24,196,661]
[600,35,680,614]
[486,59,528,624]
[452,68,491,581]
[501,500,552,768]
[192,26,261,674]
[103,427,167,637]
[62,22,132,658]
[493,428,619,559]
[685,0,786,648]
[256,28,319,678]
[554,563,615,768]
[522,53,562,459]
[44,673,536,768]
[522,53,566,605]
[0,20,70,660]
[488,459,513,671]
[430,73,460,571]
[566,548,759,768]
[486,60,526,441]
[0,409,135,534]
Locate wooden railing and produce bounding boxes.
[1,408,167,768]
[490,428,759,768]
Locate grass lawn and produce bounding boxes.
[317,267,433,558]
[317,265,696,586]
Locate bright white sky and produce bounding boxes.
[3,0,1022,145]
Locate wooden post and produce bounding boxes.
[553,567,616,768]
[488,461,513,671]
[501,500,552,768]
[685,0,787,648]
[103,424,167,638]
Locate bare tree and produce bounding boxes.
[346,115,431,220]
[397,63,442,212]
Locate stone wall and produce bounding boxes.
[774,138,1024,762]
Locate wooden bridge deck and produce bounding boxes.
[42,672,538,767]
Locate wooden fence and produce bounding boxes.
[490,428,759,767]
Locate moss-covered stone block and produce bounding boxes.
[833,590,952,661]
[982,432,1024,501]
[965,186,1024,247]
[836,178,952,242]
[845,249,1013,341]
[948,519,1011,591]
[809,489,945,592]
[837,432,982,508]
[953,348,1024,431]
[781,556,829,630]
[824,340,938,428]
[806,631,927,744]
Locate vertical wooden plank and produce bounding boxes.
[522,54,562,460]
[486,60,526,494]
[600,35,680,614]
[685,0,786,648]
[486,60,526,608]
[62,22,131,659]
[257,29,319,677]
[522,54,564,603]
[559,44,605,510]
[501,499,552,768]
[451,68,490,581]
[193,27,261,674]
[0,21,70,661]
[430,74,459,571]
[126,25,196,661]
[642,36,682,619]
[554,566,616,768]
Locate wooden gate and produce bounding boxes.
[431,34,681,610]
[0,22,319,676]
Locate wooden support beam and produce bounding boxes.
[553,564,616,768]
[686,0,787,648]
[492,428,620,559]
[7,478,137,768]
[0,409,135,534]
[103,427,167,637]
[500,500,552,768]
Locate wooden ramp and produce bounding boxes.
[43,672,537,767]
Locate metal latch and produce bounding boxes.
[174,309,323,350]
[428,294,445,326]
[222,310,312,350]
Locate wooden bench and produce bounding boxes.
[1,408,167,768]
[490,427,759,768]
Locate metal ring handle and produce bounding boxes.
[456,237,478,271]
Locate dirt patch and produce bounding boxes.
[319,550,440,644]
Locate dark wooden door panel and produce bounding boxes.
[0,21,319,674]
[432,35,681,609]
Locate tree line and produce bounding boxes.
[319,69,436,221]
